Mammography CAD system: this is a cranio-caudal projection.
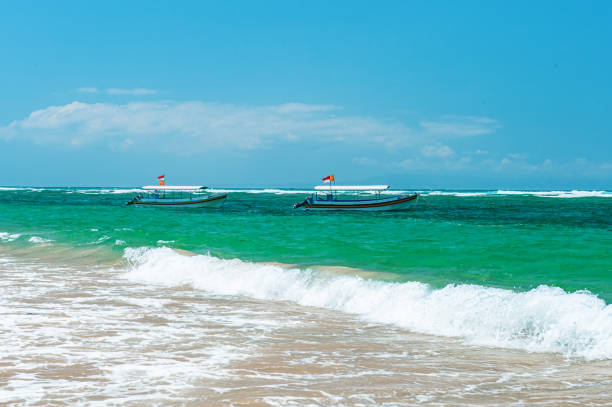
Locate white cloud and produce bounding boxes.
[507,153,527,160]
[353,157,379,166]
[105,88,158,95]
[77,87,158,95]
[0,126,13,140]
[2,100,414,151]
[421,144,454,158]
[397,153,471,171]
[2,100,504,157]
[397,158,417,169]
[420,115,501,137]
[77,87,98,93]
[273,103,338,114]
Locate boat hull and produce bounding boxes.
[302,194,417,211]
[132,194,227,208]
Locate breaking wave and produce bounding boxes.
[71,188,146,195]
[123,247,612,360]
[425,191,488,197]
[496,190,612,198]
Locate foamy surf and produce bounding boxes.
[0,232,21,242]
[496,190,612,198]
[2,247,611,405]
[27,236,53,244]
[72,188,146,195]
[124,247,612,360]
[424,191,488,197]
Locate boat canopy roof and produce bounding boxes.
[142,186,207,191]
[314,185,389,191]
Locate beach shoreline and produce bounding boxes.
[1,251,612,406]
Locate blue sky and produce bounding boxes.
[1,1,610,188]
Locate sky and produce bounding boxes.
[1,0,610,189]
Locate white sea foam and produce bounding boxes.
[74,188,146,195]
[27,236,53,244]
[90,235,111,245]
[0,232,21,242]
[0,187,43,192]
[123,247,612,360]
[425,191,489,197]
[3,252,611,404]
[496,190,612,198]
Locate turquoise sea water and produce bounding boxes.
[1,187,610,301]
[3,187,612,406]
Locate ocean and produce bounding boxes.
[1,187,611,405]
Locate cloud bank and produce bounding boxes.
[421,144,455,158]
[420,116,501,137]
[1,100,501,159]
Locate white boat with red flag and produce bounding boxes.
[127,175,227,208]
[294,176,418,211]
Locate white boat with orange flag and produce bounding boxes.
[127,175,227,208]
[293,175,418,211]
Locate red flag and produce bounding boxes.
[322,175,335,183]
[157,174,165,179]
